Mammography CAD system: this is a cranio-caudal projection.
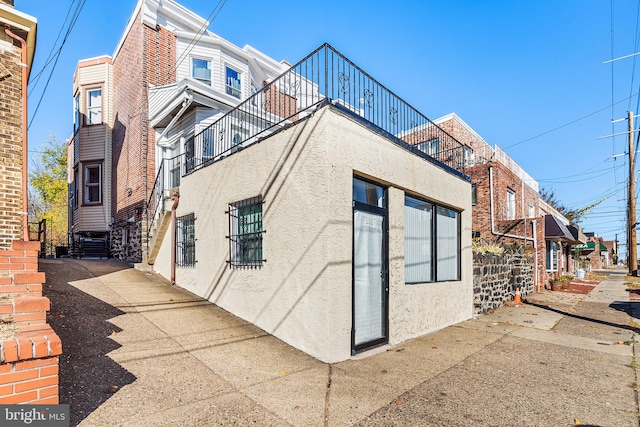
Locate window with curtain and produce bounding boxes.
[73,94,80,133]
[192,58,211,85]
[506,188,516,220]
[226,66,241,98]
[436,206,460,281]
[546,241,558,271]
[404,195,460,283]
[404,196,433,283]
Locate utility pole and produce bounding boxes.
[628,111,638,276]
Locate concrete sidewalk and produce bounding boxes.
[41,259,639,426]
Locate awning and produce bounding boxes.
[585,241,608,252]
[545,215,580,244]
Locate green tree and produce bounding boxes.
[29,134,68,254]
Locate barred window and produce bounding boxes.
[228,196,264,268]
[176,213,196,267]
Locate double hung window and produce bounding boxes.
[83,164,102,205]
[86,89,102,125]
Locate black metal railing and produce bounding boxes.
[184,43,469,175]
[147,154,184,235]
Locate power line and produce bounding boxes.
[503,92,639,149]
[28,0,87,130]
[28,0,78,90]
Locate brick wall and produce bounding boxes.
[111,13,176,261]
[0,37,25,248]
[0,241,62,404]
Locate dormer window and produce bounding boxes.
[192,58,211,85]
[226,66,241,98]
[86,88,102,125]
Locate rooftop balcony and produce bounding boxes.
[182,43,469,177]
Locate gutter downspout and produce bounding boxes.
[490,166,535,243]
[489,166,538,291]
[170,190,180,284]
[5,27,29,241]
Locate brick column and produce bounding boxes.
[0,240,62,404]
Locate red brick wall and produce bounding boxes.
[0,241,62,404]
[111,13,176,260]
[0,37,25,248]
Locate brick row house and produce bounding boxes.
[0,0,62,404]
[433,114,584,294]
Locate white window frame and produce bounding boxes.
[86,88,102,125]
[506,188,516,220]
[191,57,212,86]
[546,241,559,271]
[83,163,102,205]
[73,93,80,133]
[225,66,242,98]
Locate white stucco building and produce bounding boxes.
[147,40,474,363]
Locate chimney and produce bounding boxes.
[0,0,14,7]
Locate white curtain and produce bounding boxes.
[436,206,459,281]
[404,200,432,283]
[353,210,384,346]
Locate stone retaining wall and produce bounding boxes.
[473,246,534,315]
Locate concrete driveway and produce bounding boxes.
[41,259,639,426]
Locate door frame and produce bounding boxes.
[351,198,389,355]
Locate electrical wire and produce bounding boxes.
[28,0,87,130]
[28,0,77,90]
[502,92,639,149]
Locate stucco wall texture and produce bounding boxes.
[155,106,473,363]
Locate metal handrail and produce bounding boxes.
[184,43,469,175]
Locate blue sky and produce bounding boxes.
[18,0,640,256]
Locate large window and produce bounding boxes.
[228,196,263,268]
[86,89,102,125]
[404,195,460,283]
[225,66,241,98]
[506,188,516,220]
[436,206,460,281]
[83,164,101,205]
[405,197,433,283]
[192,58,211,85]
[176,213,196,267]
